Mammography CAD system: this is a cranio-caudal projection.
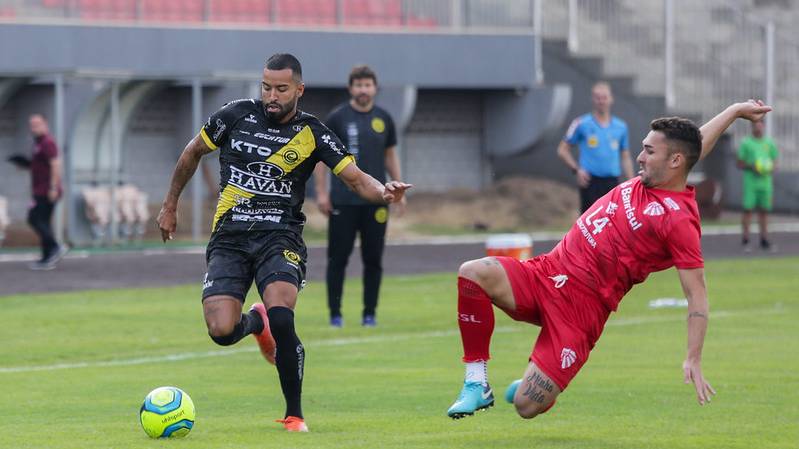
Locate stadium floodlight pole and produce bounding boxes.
[664,0,675,110]
[533,0,543,84]
[54,73,71,245]
[764,20,775,138]
[568,0,578,52]
[191,78,203,243]
[451,0,463,29]
[109,81,121,244]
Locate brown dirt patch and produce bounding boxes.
[304,176,580,237]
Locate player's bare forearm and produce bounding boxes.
[161,134,211,210]
[50,157,62,190]
[677,268,709,361]
[557,141,579,172]
[313,162,328,197]
[700,100,772,161]
[338,163,411,204]
[349,169,388,204]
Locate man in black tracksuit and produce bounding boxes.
[314,65,405,328]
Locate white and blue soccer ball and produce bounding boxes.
[139,386,195,438]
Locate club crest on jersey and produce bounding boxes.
[664,197,681,211]
[292,124,304,132]
[643,201,665,217]
[371,117,386,133]
[282,149,300,165]
[245,114,258,124]
[560,348,577,369]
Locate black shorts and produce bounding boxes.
[202,229,307,302]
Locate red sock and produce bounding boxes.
[457,277,495,362]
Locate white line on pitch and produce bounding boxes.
[0,306,785,374]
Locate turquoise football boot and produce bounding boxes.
[504,379,522,403]
[447,382,494,419]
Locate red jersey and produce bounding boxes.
[31,134,60,197]
[551,177,703,311]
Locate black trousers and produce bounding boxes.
[326,205,388,319]
[579,176,618,213]
[27,195,58,260]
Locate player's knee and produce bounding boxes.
[458,259,487,282]
[513,398,550,419]
[207,325,238,346]
[206,318,236,340]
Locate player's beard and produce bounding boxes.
[265,96,298,122]
[353,93,372,108]
[639,165,662,188]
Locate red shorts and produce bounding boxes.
[496,255,610,390]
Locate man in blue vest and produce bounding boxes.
[557,82,634,212]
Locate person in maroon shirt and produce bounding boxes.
[25,114,66,270]
[446,100,772,421]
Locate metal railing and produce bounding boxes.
[2,0,796,169]
[542,0,797,171]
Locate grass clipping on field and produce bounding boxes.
[305,176,580,236]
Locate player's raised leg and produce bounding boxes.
[504,362,562,419]
[203,295,269,350]
[261,281,308,432]
[447,257,516,419]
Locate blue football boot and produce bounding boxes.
[447,381,494,419]
[504,379,522,403]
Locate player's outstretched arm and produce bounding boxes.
[156,134,214,242]
[313,162,332,216]
[699,100,772,161]
[677,267,716,406]
[337,163,412,205]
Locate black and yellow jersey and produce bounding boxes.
[200,98,354,233]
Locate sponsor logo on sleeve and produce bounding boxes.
[643,201,665,216]
[664,197,680,211]
[212,119,227,141]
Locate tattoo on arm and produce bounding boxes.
[521,372,554,404]
[688,311,708,320]
[481,258,501,267]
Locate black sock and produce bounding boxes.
[209,310,263,346]
[267,306,304,419]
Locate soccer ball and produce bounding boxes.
[139,386,195,438]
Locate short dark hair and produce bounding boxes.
[650,117,703,171]
[348,64,377,86]
[265,53,303,81]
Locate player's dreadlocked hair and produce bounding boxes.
[266,53,303,82]
[650,117,703,171]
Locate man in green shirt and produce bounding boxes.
[737,119,778,252]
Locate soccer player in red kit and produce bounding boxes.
[447,100,772,420]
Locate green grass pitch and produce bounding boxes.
[0,257,797,448]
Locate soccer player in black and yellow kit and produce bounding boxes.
[157,54,411,432]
